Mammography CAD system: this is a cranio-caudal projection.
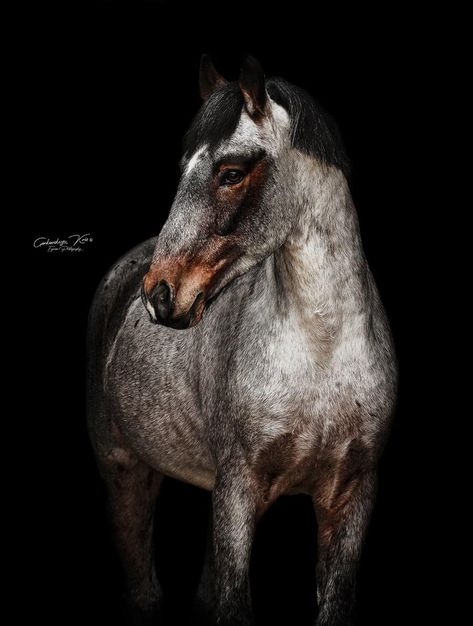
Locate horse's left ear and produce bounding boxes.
[199,54,227,100]
[239,55,267,118]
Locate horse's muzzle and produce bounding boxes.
[141,276,205,330]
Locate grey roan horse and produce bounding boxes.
[87,56,397,626]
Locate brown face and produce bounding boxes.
[142,55,287,329]
[142,235,239,329]
[141,150,270,329]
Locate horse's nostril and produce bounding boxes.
[152,280,173,320]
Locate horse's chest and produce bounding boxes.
[227,322,340,495]
[230,317,320,418]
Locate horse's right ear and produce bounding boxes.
[199,54,227,100]
[239,55,267,118]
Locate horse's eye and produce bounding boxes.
[220,169,245,186]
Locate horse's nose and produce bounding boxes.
[150,280,174,322]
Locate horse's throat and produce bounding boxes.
[273,173,365,361]
[274,242,340,363]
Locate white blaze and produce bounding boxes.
[185,146,207,175]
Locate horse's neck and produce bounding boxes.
[273,160,370,352]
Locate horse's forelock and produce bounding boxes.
[183,82,244,157]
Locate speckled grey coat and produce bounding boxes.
[87,57,397,626]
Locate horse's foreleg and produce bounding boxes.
[312,471,376,626]
[103,452,163,625]
[212,464,259,626]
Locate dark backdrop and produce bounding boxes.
[26,4,442,625]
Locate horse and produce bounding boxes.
[87,55,397,626]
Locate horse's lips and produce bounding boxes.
[161,292,205,330]
[186,292,206,327]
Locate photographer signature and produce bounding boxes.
[33,234,93,253]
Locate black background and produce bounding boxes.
[25,4,445,625]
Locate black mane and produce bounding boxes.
[267,78,350,176]
[184,77,350,177]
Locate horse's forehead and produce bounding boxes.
[183,98,290,169]
[219,99,290,155]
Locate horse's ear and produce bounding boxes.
[199,54,226,100]
[239,55,267,118]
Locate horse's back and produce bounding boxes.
[86,237,156,452]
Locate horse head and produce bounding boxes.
[142,55,346,328]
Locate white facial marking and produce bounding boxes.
[144,298,157,321]
[185,146,207,175]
